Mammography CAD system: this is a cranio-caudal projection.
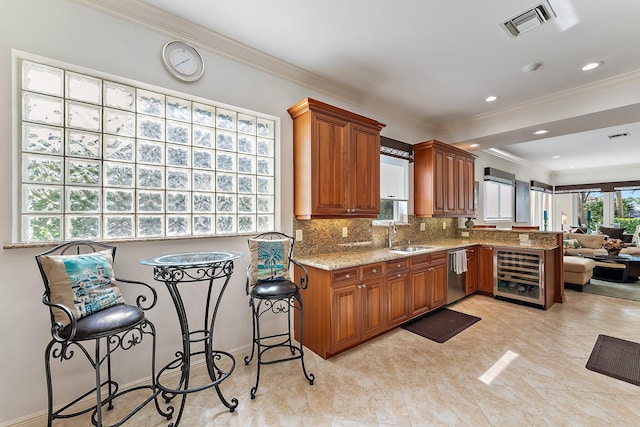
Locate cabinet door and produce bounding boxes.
[430,263,448,309]
[311,112,350,215]
[465,247,478,295]
[331,284,361,353]
[410,268,430,317]
[433,149,447,215]
[386,272,409,328]
[445,152,456,214]
[360,278,386,340]
[464,157,475,216]
[349,123,380,216]
[455,156,466,215]
[477,245,495,294]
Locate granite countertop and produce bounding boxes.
[294,238,557,271]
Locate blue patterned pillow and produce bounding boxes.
[40,250,125,326]
[249,238,291,284]
[563,238,582,249]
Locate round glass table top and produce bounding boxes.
[139,251,244,267]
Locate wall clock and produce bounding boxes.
[161,40,205,82]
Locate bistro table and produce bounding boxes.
[139,251,244,426]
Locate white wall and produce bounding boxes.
[0,1,433,423]
[468,151,553,227]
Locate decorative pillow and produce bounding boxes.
[40,250,125,326]
[563,239,582,249]
[249,238,291,284]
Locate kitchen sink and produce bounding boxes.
[390,245,433,254]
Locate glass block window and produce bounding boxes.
[18,59,277,242]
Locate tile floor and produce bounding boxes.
[59,290,640,426]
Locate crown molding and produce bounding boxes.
[440,68,640,139]
[72,1,369,100]
[71,0,435,137]
[482,148,552,175]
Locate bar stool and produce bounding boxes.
[35,241,172,426]
[244,232,315,399]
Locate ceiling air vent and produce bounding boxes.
[608,132,629,139]
[501,2,556,38]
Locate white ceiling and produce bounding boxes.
[99,0,640,173]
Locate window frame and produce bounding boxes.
[13,52,280,244]
[483,180,514,222]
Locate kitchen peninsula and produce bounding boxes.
[292,222,563,359]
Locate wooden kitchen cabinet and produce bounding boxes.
[465,246,478,295]
[329,264,386,354]
[385,259,409,328]
[477,245,495,295]
[360,264,386,341]
[409,254,431,317]
[288,98,386,219]
[413,139,476,217]
[296,251,455,359]
[429,251,448,309]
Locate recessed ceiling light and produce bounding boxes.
[522,62,543,73]
[470,143,479,148]
[581,61,604,71]
[485,95,498,102]
[533,129,549,135]
[552,155,560,159]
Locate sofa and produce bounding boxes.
[563,232,640,289]
[563,233,607,257]
[563,233,606,289]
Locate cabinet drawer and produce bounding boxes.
[386,259,409,274]
[332,268,359,285]
[410,254,430,269]
[361,263,384,279]
[430,251,447,266]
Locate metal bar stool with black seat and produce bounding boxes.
[243,232,315,399]
[36,241,172,427]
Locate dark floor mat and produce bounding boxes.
[586,334,640,386]
[401,308,480,343]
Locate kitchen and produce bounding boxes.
[286,98,563,359]
[2,1,640,426]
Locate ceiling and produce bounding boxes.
[97,0,640,174]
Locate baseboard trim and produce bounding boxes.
[1,344,251,427]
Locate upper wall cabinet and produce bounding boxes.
[288,98,386,219]
[413,139,476,217]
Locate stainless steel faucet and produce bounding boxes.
[388,221,397,248]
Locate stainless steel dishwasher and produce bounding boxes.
[447,249,467,304]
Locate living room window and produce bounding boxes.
[556,185,640,234]
[17,58,278,243]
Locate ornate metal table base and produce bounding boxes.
[140,251,243,426]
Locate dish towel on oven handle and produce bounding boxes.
[450,250,468,274]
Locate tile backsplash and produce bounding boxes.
[292,216,457,256]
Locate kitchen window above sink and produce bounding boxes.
[375,155,408,225]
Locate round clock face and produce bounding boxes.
[162,41,205,82]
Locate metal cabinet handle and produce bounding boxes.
[362,283,367,288]
[397,273,401,277]
[372,268,377,273]
[345,274,350,279]
[396,263,401,268]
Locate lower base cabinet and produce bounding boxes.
[465,246,478,295]
[295,250,451,359]
[385,259,410,328]
[430,252,448,309]
[477,245,495,295]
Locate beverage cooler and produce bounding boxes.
[494,248,544,306]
